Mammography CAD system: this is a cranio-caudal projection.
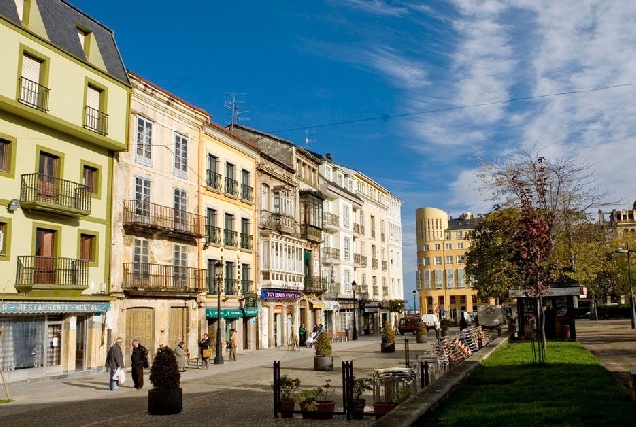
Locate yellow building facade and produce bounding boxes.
[415,207,480,321]
[0,0,130,381]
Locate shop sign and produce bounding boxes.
[260,289,301,300]
[0,301,110,314]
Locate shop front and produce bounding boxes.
[0,300,111,383]
[259,289,301,348]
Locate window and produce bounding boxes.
[205,208,219,244]
[446,270,455,288]
[457,242,464,249]
[261,184,270,211]
[344,237,350,260]
[460,295,466,304]
[241,218,251,249]
[434,244,441,250]
[207,259,219,293]
[423,257,430,266]
[337,173,343,187]
[456,231,463,238]
[225,261,235,295]
[79,233,94,262]
[445,243,452,250]
[225,162,236,195]
[20,53,48,111]
[38,152,59,201]
[133,239,149,278]
[135,117,152,165]
[343,205,349,227]
[435,270,443,288]
[423,244,429,251]
[173,244,187,284]
[423,270,431,289]
[174,189,187,229]
[446,256,453,264]
[173,133,188,177]
[325,167,331,181]
[207,154,219,188]
[0,138,10,173]
[83,165,97,194]
[85,85,106,134]
[134,177,151,216]
[438,295,444,306]
[224,213,235,246]
[0,222,7,255]
[450,295,456,305]
[241,169,252,200]
[434,256,442,265]
[241,263,251,294]
[457,255,465,264]
[458,269,466,288]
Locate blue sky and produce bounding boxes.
[73,0,636,305]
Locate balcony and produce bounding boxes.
[241,184,254,202]
[382,286,389,295]
[20,173,91,217]
[382,261,388,271]
[205,170,223,191]
[224,278,239,296]
[240,233,253,250]
[304,276,328,294]
[353,253,362,266]
[225,177,239,197]
[204,225,222,246]
[381,233,386,242]
[373,286,379,296]
[300,224,322,243]
[122,263,206,295]
[241,279,253,295]
[19,77,49,112]
[260,211,296,235]
[323,213,339,231]
[360,255,368,268]
[323,282,340,299]
[353,223,364,236]
[371,229,376,238]
[224,229,239,247]
[84,106,108,135]
[123,200,203,239]
[16,256,89,296]
[372,258,379,269]
[322,247,340,264]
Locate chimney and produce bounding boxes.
[326,153,333,161]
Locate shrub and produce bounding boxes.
[382,322,395,343]
[272,374,301,400]
[149,346,180,390]
[352,376,374,401]
[417,321,428,335]
[314,332,332,356]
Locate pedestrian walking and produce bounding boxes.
[130,339,148,389]
[299,324,307,346]
[199,333,211,369]
[229,329,238,361]
[175,341,188,372]
[105,337,124,391]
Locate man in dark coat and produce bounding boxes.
[198,333,211,369]
[130,339,148,389]
[106,337,124,391]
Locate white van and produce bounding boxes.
[420,314,440,331]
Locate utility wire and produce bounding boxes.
[269,83,635,134]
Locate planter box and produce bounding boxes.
[381,342,395,353]
[314,355,333,371]
[373,401,398,419]
[148,388,182,415]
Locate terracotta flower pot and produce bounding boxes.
[373,401,398,419]
[279,398,295,418]
[300,400,335,419]
[351,399,366,420]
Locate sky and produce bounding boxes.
[72,0,636,307]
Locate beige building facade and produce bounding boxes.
[0,0,130,381]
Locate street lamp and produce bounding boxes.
[214,260,224,364]
[412,289,417,315]
[616,244,636,329]
[352,280,358,341]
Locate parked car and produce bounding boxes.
[420,314,440,331]
[397,316,421,335]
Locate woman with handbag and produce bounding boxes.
[199,333,211,369]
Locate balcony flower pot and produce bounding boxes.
[373,401,398,419]
[148,346,182,415]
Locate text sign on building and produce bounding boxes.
[260,290,302,300]
[0,301,111,314]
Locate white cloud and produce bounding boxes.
[344,0,409,17]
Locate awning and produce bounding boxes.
[310,299,325,309]
[205,308,243,319]
[243,307,258,317]
[323,300,340,311]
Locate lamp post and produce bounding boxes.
[616,244,636,329]
[214,260,224,364]
[352,280,358,341]
[412,289,417,315]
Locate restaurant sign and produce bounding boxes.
[0,301,111,314]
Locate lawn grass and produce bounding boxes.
[425,341,636,426]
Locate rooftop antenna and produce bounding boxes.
[304,129,315,147]
[225,92,249,129]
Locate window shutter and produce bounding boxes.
[87,86,100,110]
[22,54,41,82]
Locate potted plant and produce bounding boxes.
[148,346,182,415]
[313,332,333,371]
[381,322,395,353]
[351,376,373,419]
[297,379,335,420]
[373,385,412,419]
[272,374,300,418]
[416,321,427,343]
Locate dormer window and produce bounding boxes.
[77,26,91,58]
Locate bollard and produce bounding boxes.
[405,338,410,367]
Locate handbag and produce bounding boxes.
[202,348,212,358]
[226,342,232,349]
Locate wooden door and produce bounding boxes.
[125,308,154,362]
[38,152,59,202]
[35,228,55,284]
[168,307,187,350]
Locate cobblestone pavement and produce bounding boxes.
[3,321,631,427]
[0,332,439,427]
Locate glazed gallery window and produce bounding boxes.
[135,116,152,166]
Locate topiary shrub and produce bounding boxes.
[381,322,395,343]
[149,346,181,390]
[314,332,332,356]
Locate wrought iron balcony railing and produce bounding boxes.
[300,224,322,242]
[381,233,386,242]
[225,177,238,196]
[204,225,222,246]
[323,247,340,262]
[353,223,365,235]
[241,184,253,202]
[323,212,340,229]
[241,279,253,295]
[205,170,223,191]
[304,276,328,294]
[123,200,203,238]
[20,173,91,217]
[123,263,205,293]
[382,286,389,295]
[360,255,368,268]
[224,278,239,295]
[373,286,379,296]
[372,258,379,269]
[16,256,89,288]
[260,211,296,234]
[240,233,253,250]
[224,229,239,247]
[382,261,388,271]
[354,253,361,265]
[84,106,108,135]
[19,77,49,112]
